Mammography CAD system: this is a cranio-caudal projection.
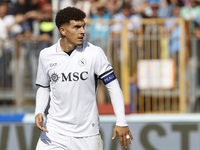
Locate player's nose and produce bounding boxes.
[81,26,86,34]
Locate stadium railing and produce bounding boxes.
[0,18,197,114]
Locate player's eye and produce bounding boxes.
[75,25,81,28]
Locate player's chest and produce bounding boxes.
[47,53,94,82]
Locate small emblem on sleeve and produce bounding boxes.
[101,72,116,85]
[78,58,87,67]
[50,72,60,83]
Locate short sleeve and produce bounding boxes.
[94,47,112,76]
[36,52,50,87]
[94,47,117,85]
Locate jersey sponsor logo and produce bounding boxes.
[101,72,116,85]
[78,58,87,67]
[50,72,60,83]
[61,71,88,82]
[50,63,57,67]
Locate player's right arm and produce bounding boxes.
[35,50,50,132]
[35,86,50,132]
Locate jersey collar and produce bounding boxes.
[56,38,83,53]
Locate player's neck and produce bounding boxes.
[60,38,77,52]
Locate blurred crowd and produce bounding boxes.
[0,0,53,46]
[0,0,199,87]
[0,0,200,44]
[0,0,199,106]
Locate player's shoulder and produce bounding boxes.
[39,44,57,57]
[83,40,103,53]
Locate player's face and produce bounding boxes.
[61,20,86,46]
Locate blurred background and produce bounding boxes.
[1,0,200,149]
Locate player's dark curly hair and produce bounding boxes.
[55,7,86,29]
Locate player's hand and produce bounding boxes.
[112,125,133,148]
[35,113,48,133]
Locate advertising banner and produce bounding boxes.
[0,114,200,150]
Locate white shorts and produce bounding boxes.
[36,130,103,150]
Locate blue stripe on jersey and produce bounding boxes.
[101,72,116,85]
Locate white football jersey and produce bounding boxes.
[36,39,115,137]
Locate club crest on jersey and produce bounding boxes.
[50,72,60,83]
[78,58,86,67]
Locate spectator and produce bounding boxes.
[149,2,160,18]
[139,0,154,17]
[90,5,111,48]
[7,0,21,15]
[194,21,200,38]
[37,3,53,42]
[21,3,53,89]
[89,0,108,16]
[142,2,161,60]
[60,0,91,18]
[163,5,182,83]
[131,0,146,14]
[180,0,200,35]
[11,0,41,15]
[164,5,181,56]
[0,3,25,39]
[139,0,167,18]
[106,0,123,16]
[110,3,142,34]
[158,0,184,18]
[0,3,25,88]
[110,2,142,67]
[180,0,200,22]
[0,3,9,40]
[24,2,52,39]
[26,0,40,11]
[38,0,51,10]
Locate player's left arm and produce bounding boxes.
[102,73,133,148]
[94,47,133,147]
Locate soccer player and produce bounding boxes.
[35,6,133,150]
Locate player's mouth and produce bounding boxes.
[78,34,85,39]
[78,37,84,41]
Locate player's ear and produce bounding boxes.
[59,27,66,37]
